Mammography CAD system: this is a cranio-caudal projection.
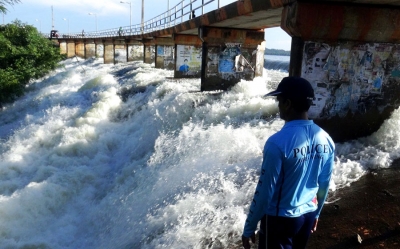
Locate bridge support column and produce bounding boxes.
[59,41,67,55]
[155,37,175,70]
[281,2,400,142]
[143,39,155,64]
[173,34,202,78]
[67,41,76,58]
[85,40,96,59]
[199,26,265,91]
[126,40,144,62]
[103,41,115,64]
[75,42,85,58]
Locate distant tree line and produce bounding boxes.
[264,48,290,56]
[0,20,64,104]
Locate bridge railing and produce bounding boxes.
[57,0,225,39]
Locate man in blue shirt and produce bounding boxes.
[242,77,335,249]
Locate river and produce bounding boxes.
[0,56,399,248]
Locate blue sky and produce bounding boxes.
[2,0,292,50]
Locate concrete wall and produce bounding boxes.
[174,34,203,79]
[75,43,85,58]
[60,42,67,55]
[202,43,265,90]
[301,41,400,142]
[85,42,96,59]
[144,45,155,64]
[200,27,265,91]
[104,43,114,64]
[67,42,76,58]
[154,38,175,70]
[175,44,202,78]
[156,45,175,70]
[281,2,400,142]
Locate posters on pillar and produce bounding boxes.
[219,43,252,74]
[157,46,173,57]
[144,46,155,63]
[207,43,255,81]
[303,41,396,119]
[157,46,165,56]
[176,45,201,75]
[207,51,219,76]
[157,46,174,69]
[219,44,240,73]
[149,46,155,61]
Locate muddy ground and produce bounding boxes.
[307,159,400,249]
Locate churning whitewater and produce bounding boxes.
[0,57,399,249]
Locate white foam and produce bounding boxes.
[0,58,399,248]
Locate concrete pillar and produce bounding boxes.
[75,42,85,58]
[59,41,67,55]
[173,34,202,78]
[281,2,400,142]
[67,41,76,58]
[288,37,303,77]
[85,40,96,59]
[104,42,115,64]
[143,39,155,64]
[126,40,144,61]
[199,26,265,91]
[155,37,175,70]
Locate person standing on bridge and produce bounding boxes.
[241,76,335,249]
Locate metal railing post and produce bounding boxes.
[190,0,193,19]
[181,1,183,23]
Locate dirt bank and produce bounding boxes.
[307,159,400,248]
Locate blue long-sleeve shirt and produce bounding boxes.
[243,120,335,237]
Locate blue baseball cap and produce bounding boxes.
[264,76,315,101]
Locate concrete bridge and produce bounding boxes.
[56,0,400,142]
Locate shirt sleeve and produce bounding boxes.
[315,147,335,218]
[242,140,282,237]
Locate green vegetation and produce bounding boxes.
[265,48,290,56]
[0,20,63,104]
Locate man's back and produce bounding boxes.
[265,119,335,217]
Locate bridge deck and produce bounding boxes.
[57,0,400,41]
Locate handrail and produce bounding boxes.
[56,0,222,39]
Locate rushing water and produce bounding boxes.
[264,55,290,72]
[0,57,399,249]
